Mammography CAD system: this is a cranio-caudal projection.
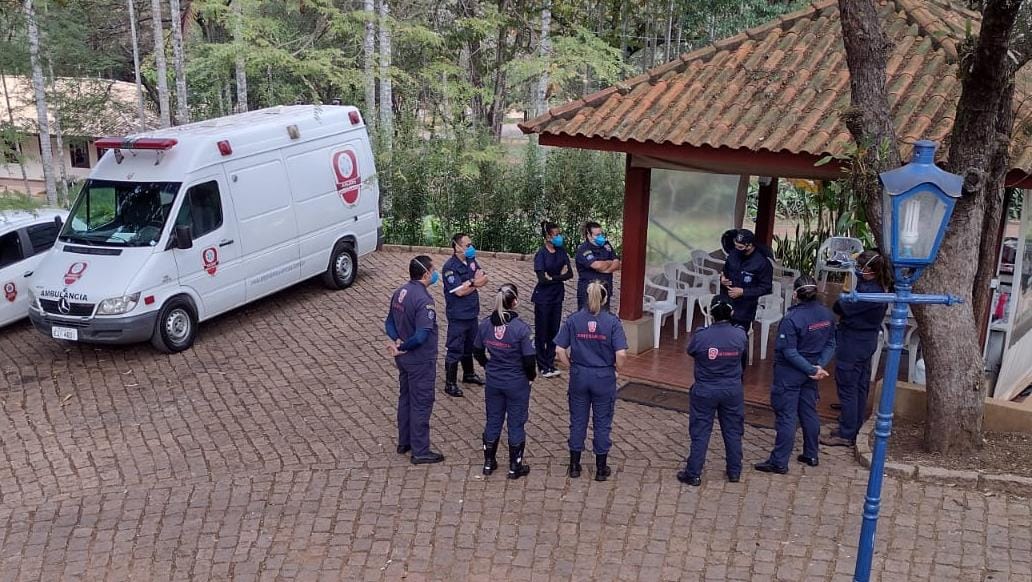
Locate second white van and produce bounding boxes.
[28,105,381,352]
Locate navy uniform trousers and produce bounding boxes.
[397,359,436,456]
[769,371,820,467]
[568,366,617,454]
[445,318,477,364]
[534,302,563,371]
[485,382,531,444]
[686,385,745,477]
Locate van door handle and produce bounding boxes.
[219,239,235,247]
[23,271,33,278]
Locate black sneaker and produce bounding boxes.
[444,383,464,398]
[411,451,445,465]
[676,470,701,486]
[797,455,819,467]
[461,373,485,386]
[727,473,740,483]
[753,461,788,474]
[396,444,411,454]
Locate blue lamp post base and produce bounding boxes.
[842,275,963,582]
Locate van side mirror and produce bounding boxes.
[54,215,63,229]
[174,225,193,250]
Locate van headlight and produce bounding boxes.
[27,289,39,310]
[97,293,141,315]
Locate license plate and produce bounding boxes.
[51,326,78,341]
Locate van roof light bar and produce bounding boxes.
[94,137,178,151]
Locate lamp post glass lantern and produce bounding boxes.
[847,140,965,582]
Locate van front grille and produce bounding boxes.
[40,299,95,317]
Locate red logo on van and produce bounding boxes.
[203,247,219,276]
[332,149,361,206]
[3,282,15,302]
[64,262,88,285]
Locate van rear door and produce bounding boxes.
[171,176,245,319]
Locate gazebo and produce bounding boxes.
[520,0,1032,397]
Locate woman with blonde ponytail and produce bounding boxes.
[473,284,536,479]
[554,280,628,481]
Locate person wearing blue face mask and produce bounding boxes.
[532,220,573,378]
[384,255,444,464]
[442,233,489,397]
[821,250,892,447]
[575,221,620,312]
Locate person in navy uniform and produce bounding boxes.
[755,275,836,474]
[720,229,773,331]
[555,280,628,481]
[821,251,892,447]
[532,220,573,378]
[442,233,489,397]
[676,296,749,486]
[384,256,445,465]
[473,284,537,479]
[574,221,620,312]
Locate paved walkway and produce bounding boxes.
[0,250,1029,581]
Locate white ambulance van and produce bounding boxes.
[28,105,382,352]
[0,209,68,328]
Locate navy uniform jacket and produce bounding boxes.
[687,322,748,390]
[442,255,482,320]
[474,313,536,387]
[532,246,572,305]
[722,250,773,322]
[554,309,628,368]
[834,278,887,362]
[575,241,618,289]
[385,281,439,365]
[774,301,837,384]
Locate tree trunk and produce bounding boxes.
[232,0,248,113]
[127,0,147,130]
[362,0,376,132]
[664,0,674,62]
[838,0,1024,454]
[168,0,189,124]
[377,0,392,151]
[531,0,551,119]
[23,0,57,206]
[457,0,485,127]
[46,62,68,203]
[916,0,1023,454]
[0,70,34,197]
[151,0,172,126]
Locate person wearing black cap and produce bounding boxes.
[720,229,773,332]
[676,296,748,486]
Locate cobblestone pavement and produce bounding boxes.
[1,249,1030,581]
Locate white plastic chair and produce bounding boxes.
[816,237,863,292]
[870,312,921,382]
[696,293,715,327]
[643,275,679,349]
[769,258,800,314]
[691,249,726,275]
[665,262,714,326]
[753,293,785,361]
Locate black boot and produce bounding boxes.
[594,453,611,482]
[507,442,530,480]
[461,356,484,385]
[568,451,582,478]
[444,362,463,397]
[482,436,499,476]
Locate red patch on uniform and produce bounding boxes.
[64,262,88,285]
[202,247,219,276]
[588,321,597,333]
[494,325,506,340]
[332,149,360,206]
[807,320,832,331]
[3,282,15,303]
[707,347,719,360]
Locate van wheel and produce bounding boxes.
[322,242,357,290]
[151,298,198,353]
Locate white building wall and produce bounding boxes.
[0,134,97,197]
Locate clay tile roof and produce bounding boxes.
[520,0,1032,177]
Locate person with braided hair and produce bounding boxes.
[473,284,536,480]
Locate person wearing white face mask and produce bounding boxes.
[574,221,620,312]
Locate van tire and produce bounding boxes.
[323,242,357,290]
[151,298,198,353]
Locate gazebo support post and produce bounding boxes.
[618,156,653,353]
[754,176,779,248]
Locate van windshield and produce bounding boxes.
[61,179,181,247]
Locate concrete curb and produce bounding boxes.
[380,245,536,262]
[853,417,1030,496]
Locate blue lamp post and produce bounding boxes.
[844,140,965,582]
